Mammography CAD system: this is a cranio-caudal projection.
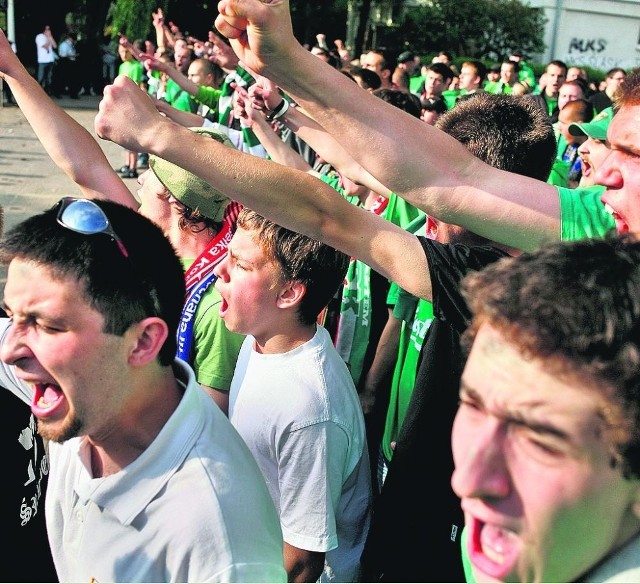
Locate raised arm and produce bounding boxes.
[95,76,433,300]
[143,54,199,96]
[233,85,312,171]
[0,29,136,208]
[214,0,560,252]
[248,75,393,196]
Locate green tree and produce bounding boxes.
[108,0,168,42]
[377,0,545,60]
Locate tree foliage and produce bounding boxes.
[377,0,546,60]
[107,0,168,41]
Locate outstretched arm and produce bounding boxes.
[95,76,433,300]
[143,54,199,96]
[233,85,312,171]
[0,29,136,208]
[247,74,393,196]
[214,0,561,252]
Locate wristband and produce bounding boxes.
[265,99,289,122]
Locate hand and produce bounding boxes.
[141,54,168,73]
[246,70,280,111]
[231,84,256,127]
[95,76,166,153]
[214,0,299,78]
[315,33,327,49]
[152,8,165,27]
[206,30,240,70]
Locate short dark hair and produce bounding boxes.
[0,199,185,365]
[547,59,568,74]
[366,48,396,72]
[436,93,556,181]
[427,62,454,83]
[560,98,594,123]
[420,96,448,114]
[373,88,422,118]
[347,66,382,91]
[236,209,349,326]
[607,67,626,79]
[502,59,520,73]
[461,234,640,479]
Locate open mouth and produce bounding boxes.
[219,296,229,317]
[468,516,521,580]
[32,382,65,417]
[604,202,629,233]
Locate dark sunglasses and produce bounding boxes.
[56,197,129,257]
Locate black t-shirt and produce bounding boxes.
[1,385,57,581]
[589,91,613,114]
[361,238,507,583]
[0,309,57,581]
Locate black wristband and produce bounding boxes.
[265,99,289,122]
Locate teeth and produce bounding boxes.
[604,203,615,216]
[482,543,504,565]
[37,396,52,408]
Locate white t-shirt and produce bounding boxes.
[229,325,372,582]
[35,32,55,64]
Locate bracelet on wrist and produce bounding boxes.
[265,99,289,122]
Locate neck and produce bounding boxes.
[168,224,215,260]
[87,366,184,477]
[253,322,317,355]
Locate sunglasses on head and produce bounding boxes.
[56,197,129,257]
[55,197,162,317]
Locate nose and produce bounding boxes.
[451,410,512,501]
[593,149,621,189]
[213,254,230,281]
[0,322,32,367]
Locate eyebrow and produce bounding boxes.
[459,383,571,441]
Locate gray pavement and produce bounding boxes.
[0,94,138,285]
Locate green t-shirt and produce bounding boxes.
[165,78,199,113]
[195,85,223,109]
[180,258,245,390]
[382,289,434,461]
[441,89,459,110]
[558,185,614,241]
[409,74,426,96]
[118,59,144,84]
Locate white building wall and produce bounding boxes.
[528,0,640,70]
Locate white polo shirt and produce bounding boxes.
[0,324,286,583]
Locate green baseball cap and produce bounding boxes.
[568,106,613,141]
[149,127,234,223]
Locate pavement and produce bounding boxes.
[0,94,138,285]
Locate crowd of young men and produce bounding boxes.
[3,1,640,581]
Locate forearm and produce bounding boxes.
[283,542,324,583]
[281,105,392,197]
[156,100,206,127]
[247,34,561,251]
[165,66,199,96]
[250,114,312,172]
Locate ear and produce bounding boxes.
[276,280,307,311]
[126,317,169,367]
